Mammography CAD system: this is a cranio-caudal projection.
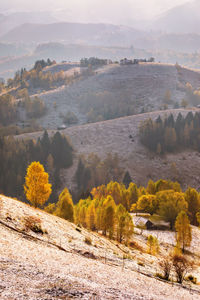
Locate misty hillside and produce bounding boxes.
[1,195,199,299]
[0,11,57,37]
[153,0,200,34]
[2,20,200,54]
[1,22,144,46]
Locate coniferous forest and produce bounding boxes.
[0,131,73,199]
[139,112,200,154]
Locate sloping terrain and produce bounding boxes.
[18,108,200,191]
[152,0,200,34]
[0,195,200,299]
[24,63,200,130]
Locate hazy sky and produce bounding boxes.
[1,0,193,23]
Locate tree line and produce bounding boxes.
[139,112,200,153]
[0,131,73,199]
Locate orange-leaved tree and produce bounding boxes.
[24,161,52,208]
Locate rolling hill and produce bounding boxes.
[14,62,200,191]
[152,0,200,34]
[0,194,199,299]
[17,108,200,193]
[21,63,200,130]
[2,20,200,53]
[1,22,144,46]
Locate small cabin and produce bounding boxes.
[145,220,170,231]
[57,124,67,130]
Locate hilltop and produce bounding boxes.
[1,195,200,299]
[19,63,200,130]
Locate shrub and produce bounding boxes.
[147,235,159,255]
[185,274,197,284]
[23,216,44,234]
[129,241,144,252]
[159,257,172,281]
[137,261,145,267]
[84,236,92,245]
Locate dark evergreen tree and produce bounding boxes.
[123,171,132,188]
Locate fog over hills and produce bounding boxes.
[0,11,57,37]
[152,0,200,34]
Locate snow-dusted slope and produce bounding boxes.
[0,195,200,299]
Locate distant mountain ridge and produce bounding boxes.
[2,21,200,53]
[1,22,144,46]
[152,0,200,34]
[0,11,57,37]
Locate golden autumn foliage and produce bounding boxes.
[24,161,52,208]
[54,188,74,222]
[175,211,192,252]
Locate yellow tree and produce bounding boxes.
[24,161,52,208]
[55,188,74,222]
[86,202,96,231]
[136,194,158,215]
[101,196,116,238]
[175,211,192,253]
[115,204,134,243]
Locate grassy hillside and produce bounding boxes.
[17,108,200,192]
[1,195,200,299]
[21,63,200,130]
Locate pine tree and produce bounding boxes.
[175,211,192,252]
[123,171,132,188]
[24,161,52,208]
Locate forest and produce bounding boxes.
[0,131,73,199]
[33,172,200,247]
[139,112,200,154]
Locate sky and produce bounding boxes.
[0,0,193,24]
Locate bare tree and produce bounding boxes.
[172,254,192,284]
[159,257,172,281]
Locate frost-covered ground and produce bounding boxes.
[23,63,200,130]
[0,195,200,299]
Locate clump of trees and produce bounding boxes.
[159,253,192,284]
[0,131,73,199]
[0,94,17,126]
[74,154,123,201]
[74,194,134,244]
[131,179,200,227]
[21,95,47,118]
[6,59,69,93]
[139,112,200,153]
[80,57,108,67]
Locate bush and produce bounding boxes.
[23,216,44,234]
[185,274,197,284]
[159,257,172,281]
[129,241,144,252]
[84,236,92,245]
